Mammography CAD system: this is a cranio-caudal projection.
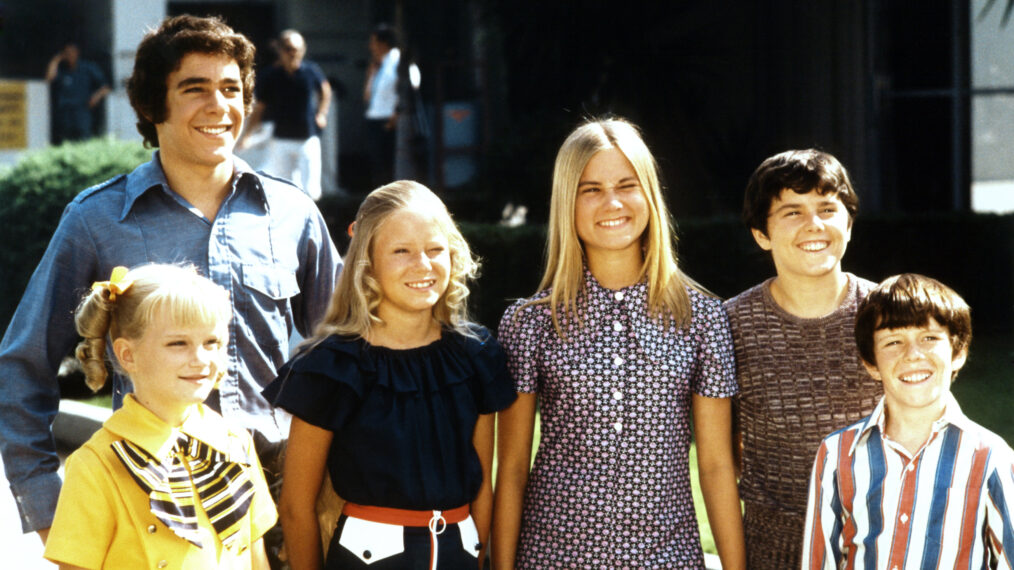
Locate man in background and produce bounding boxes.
[45,43,110,143]
[363,23,399,188]
[242,29,331,200]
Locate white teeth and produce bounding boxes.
[598,218,626,228]
[799,241,829,252]
[899,371,931,383]
[196,126,229,135]
[406,279,435,289]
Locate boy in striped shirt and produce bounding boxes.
[802,273,1014,569]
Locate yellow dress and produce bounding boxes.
[44,395,277,569]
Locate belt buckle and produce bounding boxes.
[428,510,447,535]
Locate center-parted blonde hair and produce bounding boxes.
[533,117,705,337]
[75,264,233,392]
[310,180,479,343]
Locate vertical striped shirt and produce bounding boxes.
[802,394,1014,569]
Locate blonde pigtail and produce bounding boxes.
[73,284,116,392]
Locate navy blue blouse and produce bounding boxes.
[262,325,516,510]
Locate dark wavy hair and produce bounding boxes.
[742,149,859,236]
[126,14,255,147]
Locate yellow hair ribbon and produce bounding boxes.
[91,266,134,301]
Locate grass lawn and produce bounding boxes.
[948,333,1014,443]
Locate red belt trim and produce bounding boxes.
[341,503,470,527]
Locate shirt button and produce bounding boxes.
[147,524,157,534]
[614,291,624,301]
[612,321,623,332]
[364,550,372,560]
[613,355,624,366]
[907,463,915,472]
[899,513,908,524]
[157,561,168,569]
[613,391,623,400]
[613,421,623,433]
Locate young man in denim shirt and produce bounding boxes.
[0,15,341,553]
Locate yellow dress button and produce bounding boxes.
[147,524,157,534]
[157,561,168,569]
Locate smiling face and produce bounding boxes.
[752,188,852,281]
[371,206,452,324]
[574,148,649,265]
[154,52,244,175]
[865,317,967,419]
[114,307,228,426]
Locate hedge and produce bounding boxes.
[2,138,1012,336]
[0,138,151,327]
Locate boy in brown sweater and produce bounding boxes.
[723,149,882,569]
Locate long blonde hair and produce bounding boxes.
[534,117,704,337]
[74,264,232,391]
[310,180,479,343]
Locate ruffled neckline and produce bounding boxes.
[273,328,492,396]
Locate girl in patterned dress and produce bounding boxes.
[492,118,746,569]
[44,264,277,569]
[263,181,516,569]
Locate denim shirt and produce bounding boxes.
[0,152,341,532]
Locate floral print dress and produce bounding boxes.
[498,270,738,568]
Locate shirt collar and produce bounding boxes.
[120,151,268,221]
[104,394,251,464]
[851,392,972,455]
[582,265,648,302]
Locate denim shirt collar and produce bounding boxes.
[120,151,267,221]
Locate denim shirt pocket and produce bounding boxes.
[239,263,301,348]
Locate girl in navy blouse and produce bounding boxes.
[263,180,515,569]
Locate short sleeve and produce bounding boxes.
[497,299,548,394]
[44,449,116,568]
[87,61,107,87]
[309,62,328,88]
[690,294,739,398]
[463,326,518,414]
[261,339,364,431]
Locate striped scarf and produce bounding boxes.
[111,432,255,549]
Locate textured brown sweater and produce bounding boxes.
[723,274,883,569]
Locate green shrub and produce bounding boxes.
[0,138,150,328]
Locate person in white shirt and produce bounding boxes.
[363,23,400,188]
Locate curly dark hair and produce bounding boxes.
[126,14,255,147]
